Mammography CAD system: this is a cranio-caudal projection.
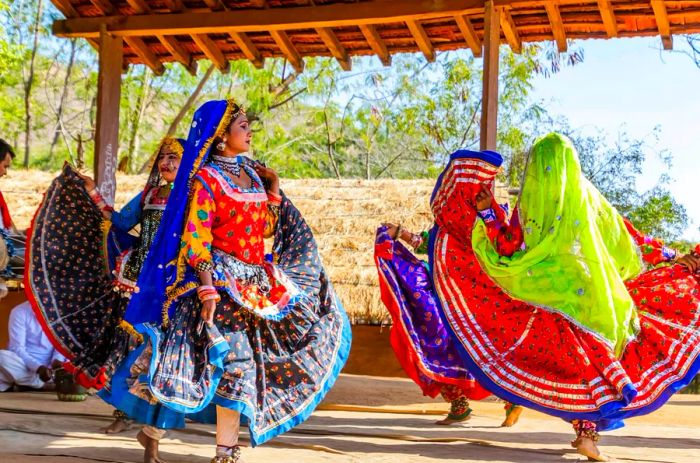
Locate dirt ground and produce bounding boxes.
[1,374,698,463]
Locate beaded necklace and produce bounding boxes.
[212,154,246,177]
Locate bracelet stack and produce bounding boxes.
[88,188,114,213]
[197,285,221,303]
[408,233,423,250]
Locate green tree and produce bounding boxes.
[506,121,689,241]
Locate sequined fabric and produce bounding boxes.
[26,165,167,389]
[105,196,352,446]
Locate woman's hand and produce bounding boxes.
[382,222,398,239]
[677,253,700,273]
[253,162,280,195]
[76,171,96,192]
[475,183,494,211]
[381,222,414,241]
[200,298,217,325]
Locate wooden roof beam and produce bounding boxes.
[651,0,673,50]
[192,34,230,73]
[124,36,165,75]
[316,27,352,71]
[89,0,115,15]
[454,14,482,57]
[359,24,391,66]
[202,0,226,11]
[229,31,265,69]
[406,19,435,62]
[53,0,79,17]
[157,35,198,75]
[498,7,522,53]
[53,0,100,50]
[544,1,567,53]
[125,0,151,14]
[597,0,618,38]
[162,0,185,13]
[270,30,305,73]
[53,0,487,38]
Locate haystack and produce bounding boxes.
[3,170,508,322]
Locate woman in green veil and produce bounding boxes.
[430,133,700,461]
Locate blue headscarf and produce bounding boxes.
[123,99,244,325]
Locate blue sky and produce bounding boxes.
[527,37,700,240]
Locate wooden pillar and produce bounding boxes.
[94,25,122,205]
[480,1,500,151]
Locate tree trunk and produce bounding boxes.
[138,64,215,173]
[123,68,152,173]
[22,0,44,168]
[49,39,77,158]
[365,150,371,180]
[76,134,84,170]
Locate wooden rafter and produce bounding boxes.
[89,0,115,15]
[597,0,618,38]
[544,1,567,53]
[124,36,165,75]
[202,0,226,11]
[192,34,230,72]
[359,24,391,66]
[406,19,435,62]
[162,0,185,13]
[270,30,305,73]
[651,0,673,50]
[454,14,482,57]
[52,0,100,50]
[53,0,485,38]
[157,35,197,75]
[229,31,264,69]
[125,0,151,14]
[498,7,522,53]
[316,27,351,71]
[53,0,79,17]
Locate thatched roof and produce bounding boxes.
[51,1,700,75]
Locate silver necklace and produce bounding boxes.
[212,155,242,177]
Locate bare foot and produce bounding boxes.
[501,405,523,427]
[137,429,167,463]
[572,436,611,462]
[101,417,131,434]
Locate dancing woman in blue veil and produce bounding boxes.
[106,100,351,462]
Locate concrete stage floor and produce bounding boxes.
[1,374,698,463]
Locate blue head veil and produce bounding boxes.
[123,99,244,325]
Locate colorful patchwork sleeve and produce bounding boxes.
[182,178,216,272]
[111,192,143,232]
[263,191,282,239]
[480,205,524,257]
[623,218,677,266]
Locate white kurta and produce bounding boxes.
[0,301,65,391]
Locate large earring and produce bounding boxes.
[217,139,226,152]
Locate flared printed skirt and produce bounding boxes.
[103,197,351,446]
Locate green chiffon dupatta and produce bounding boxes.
[472,133,643,355]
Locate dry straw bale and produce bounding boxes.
[4,172,508,322]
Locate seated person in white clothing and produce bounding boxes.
[0,301,65,391]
